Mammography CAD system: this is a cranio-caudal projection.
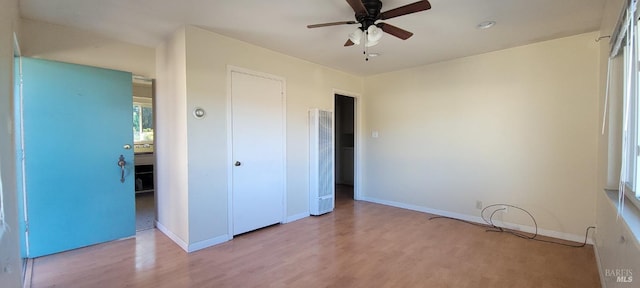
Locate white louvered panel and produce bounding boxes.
[309,109,335,215]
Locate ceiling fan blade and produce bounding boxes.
[380,0,431,20]
[346,0,368,16]
[377,23,413,40]
[307,21,358,28]
[344,39,355,46]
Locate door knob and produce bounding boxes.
[234,161,242,166]
[117,155,126,183]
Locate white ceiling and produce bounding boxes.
[19,0,607,76]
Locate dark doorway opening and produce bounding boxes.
[335,94,355,201]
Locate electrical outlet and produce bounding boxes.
[475,201,483,210]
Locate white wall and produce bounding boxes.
[0,0,22,286]
[184,25,363,243]
[20,18,155,78]
[155,25,363,249]
[155,27,190,246]
[361,32,600,239]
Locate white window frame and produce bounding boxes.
[133,96,153,144]
[619,0,640,210]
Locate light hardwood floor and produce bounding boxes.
[30,186,600,287]
[135,192,155,231]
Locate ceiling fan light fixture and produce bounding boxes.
[363,25,383,47]
[365,39,381,47]
[307,0,433,48]
[367,25,383,42]
[348,28,363,45]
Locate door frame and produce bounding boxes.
[13,41,30,259]
[226,66,287,238]
[16,57,29,256]
[333,89,362,200]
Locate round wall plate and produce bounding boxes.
[193,107,206,119]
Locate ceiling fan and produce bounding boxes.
[307,0,432,47]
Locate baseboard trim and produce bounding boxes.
[593,238,607,288]
[188,235,231,253]
[361,196,594,244]
[156,221,189,252]
[156,221,230,253]
[285,212,309,223]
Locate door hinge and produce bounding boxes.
[25,222,29,233]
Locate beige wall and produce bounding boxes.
[20,18,155,78]
[184,25,363,244]
[133,82,153,98]
[595,0,640,287]
[0,0,22,286]
[362,32,600,239]
[159,25,607,250]
[155,27,190,246]
[155,25,363,249]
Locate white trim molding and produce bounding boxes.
[188,235,231,253]
[156,221,230,253]
[361,196,595,244]
[285,212,309,223]
[156,221,189,252]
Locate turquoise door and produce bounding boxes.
[18,57,135,258]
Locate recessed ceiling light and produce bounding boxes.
[477,21,496,30]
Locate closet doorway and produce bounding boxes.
[229,68,286,236]
[335,94,356,202]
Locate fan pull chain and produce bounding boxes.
[364,30,369,61]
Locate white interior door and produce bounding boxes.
[231,70,285,236]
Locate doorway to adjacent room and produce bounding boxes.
[334,94,356,204]
[132,78,156,232]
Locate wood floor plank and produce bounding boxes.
[30,187,600,287]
